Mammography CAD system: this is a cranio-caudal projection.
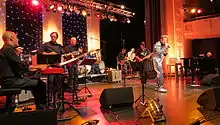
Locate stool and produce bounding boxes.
[0,89,21,113]
[166,63,183,78]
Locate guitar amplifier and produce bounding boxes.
[17,90,34,103]
[107,70,122,83]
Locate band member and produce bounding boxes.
[153,35,170,92]
[38,32,64,55]
[127,48,136,62]
[64,37,78,54]
[136,42,153,84]
[0,31,46,110]
[116,48,126,70]
[37,32,64,96]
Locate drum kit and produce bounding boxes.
[78,60,105,75]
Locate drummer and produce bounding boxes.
[85,51,102,74]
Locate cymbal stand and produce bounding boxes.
[77,64,92,97]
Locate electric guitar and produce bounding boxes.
[58,49,100,66]
[136,53,153,62]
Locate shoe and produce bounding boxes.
[158,88,167,93]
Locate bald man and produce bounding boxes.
[0,31,47,110]
[64,37,78,53]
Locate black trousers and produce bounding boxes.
[67,64,78,90]
[3,78,46,108]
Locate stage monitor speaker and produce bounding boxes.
[200,74,219,86]
[99,87,134,109]
[197,87,220,110]
[0,110,57,125]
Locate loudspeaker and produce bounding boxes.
[99,87,134,109]
[0,110,57,125]
[200,74,219,86]
[197,87,220,110]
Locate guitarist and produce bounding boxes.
[116,48,127,70]
[135,42,153,85]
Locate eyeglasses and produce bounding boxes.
[51,35,57,38]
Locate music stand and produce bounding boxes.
[130,61,149,104]
[77,58,97,97]
[37,54,61,65]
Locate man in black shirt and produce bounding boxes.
[64,37,78,53]
[0,31,46,109]
[117,48,126,70]
[38,32,64,55]
[136,42,153,84]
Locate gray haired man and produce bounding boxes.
[153,35,170,92]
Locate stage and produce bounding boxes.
[45,77,218,125]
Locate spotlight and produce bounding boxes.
[57,6,63,11]
[82,10,87,16]
[197,9,203,14]
[190,8,196,13]
[32,0,39,6]
[50,5,55,9]
[127,18,131,23]
[96,14,100,18]
[121,5,125,9]
[68,5,73,12]
[132,13,135,16]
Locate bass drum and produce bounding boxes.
[99,61,105,74]
[78,65,92,75]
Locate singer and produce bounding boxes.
[152,35,170,93]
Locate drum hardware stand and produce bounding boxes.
[67,64,85,104]
[77,59,97,97]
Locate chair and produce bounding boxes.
[0,88,21,113]
[166,58,183,78]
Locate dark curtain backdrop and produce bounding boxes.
[6,0,42,54]
[62,13,87,51]
[100,0,146,68]
[192,38,220,68]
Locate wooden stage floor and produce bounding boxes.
[6,77,220,125]
[50,77,220,125]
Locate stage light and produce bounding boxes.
[50,5,55,9]
[32,0,39,6]
[190,8,196,13]
[132,13,135,16]
[210,0,213,2]
[96,14,100,18]
[121,5,125,9]
[57,6,63,11]
[197,9,203,14]
[127,18,131,23]
[82,10,87,16]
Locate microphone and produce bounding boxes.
[165,43,170,48]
